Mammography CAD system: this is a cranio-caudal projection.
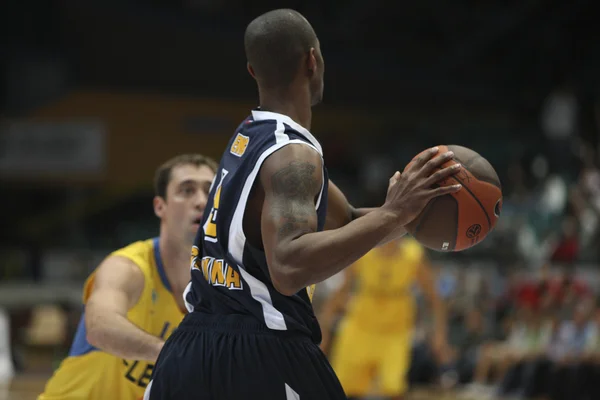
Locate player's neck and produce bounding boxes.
[258,88,312,130]
[158,235,191,292]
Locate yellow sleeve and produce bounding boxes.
[110,240,150,268]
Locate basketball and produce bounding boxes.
[403,145,502,252]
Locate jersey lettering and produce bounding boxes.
[123,360,154,388]
[203,169,228,242]
[193,256,243,290]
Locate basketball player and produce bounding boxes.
[319,237,449,399]
[145,9,462,400]
[38,154,217,400]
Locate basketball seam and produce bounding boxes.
[412,199,437,236]
[449,175,492,230]
[461,156,479,168]
[461,158,501,188]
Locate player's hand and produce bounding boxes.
[383,147,462,226]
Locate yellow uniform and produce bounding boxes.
[330,238,424,397]
[39,238,184,400]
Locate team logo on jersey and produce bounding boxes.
[230,133,250,157]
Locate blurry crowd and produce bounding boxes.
[504,141,600,265]
[407,263,600,400]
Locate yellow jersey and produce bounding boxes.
[39,238,184,400]
[343,238,424,334]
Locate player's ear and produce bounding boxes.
[247,62,256,79]
[153,196,166,218]
[307,48,317,76]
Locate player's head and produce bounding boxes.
[153,154,217,243]
[244,9,324,106]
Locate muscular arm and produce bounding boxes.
[261,144,399,295]
[325,179,407,245]
[85,256,164,362]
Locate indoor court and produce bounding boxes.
[2,2,599,400]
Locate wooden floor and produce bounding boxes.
[0,375,472,400]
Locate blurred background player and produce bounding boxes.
[320,236,449,400]
[37,154,216,400]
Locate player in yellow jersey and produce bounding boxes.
[38,154,217,400]
[319,237,449,400]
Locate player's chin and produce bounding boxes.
[191,223,201,233]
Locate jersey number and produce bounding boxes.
[204,169,228,242]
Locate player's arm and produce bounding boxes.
[325,178,408,245]
[85,255,164,362]
[261,144,460,296]
[415,257,449,359]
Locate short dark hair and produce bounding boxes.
[154,154,218,199]
[244,9,318,88]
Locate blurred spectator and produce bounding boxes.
[447,308,493,385]
[461,303,552,399]
[548,265,591,319]
[545,301,597,400]
[549,217,580,264]
[541,84,578,174]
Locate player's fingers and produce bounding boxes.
[426,184,462,199]
[409,147,439,170]
[420,151,454,176]
[423,163,461,187]
[389,171,401,185]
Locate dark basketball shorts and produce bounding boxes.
[144,312,347,400]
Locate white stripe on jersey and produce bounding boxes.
[183,280,194,313]
[285,383,300,399]
[143,380,152,400]
[228,120,324,331]
[238,267,287,330]
[251,110,323,155]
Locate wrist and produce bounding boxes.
[374,207,402,228]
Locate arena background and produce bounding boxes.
[1,0,599,399]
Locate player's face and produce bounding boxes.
[159,164,215,243]
[309,40,325,106]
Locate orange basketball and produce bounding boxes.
[403,145,502,252]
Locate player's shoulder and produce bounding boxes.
[110,238,154,260]
[259,143,323,191]
[108,238,155,273]
[244,109,323,154]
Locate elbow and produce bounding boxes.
[86,330,101,349]
[270,266,303,297]
[84,313,103,348]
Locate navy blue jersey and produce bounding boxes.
[184,110,329,343]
